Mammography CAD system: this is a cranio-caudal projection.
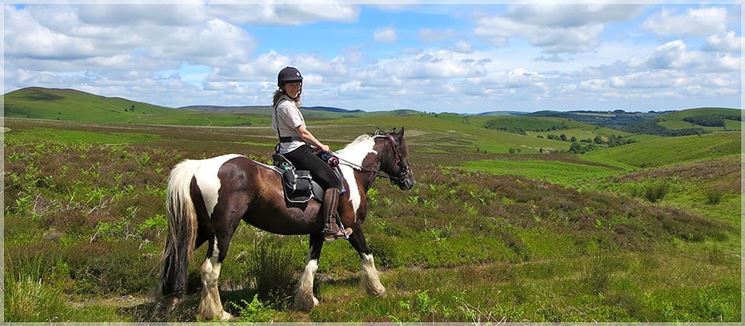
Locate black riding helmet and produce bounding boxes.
[277,66,303,87]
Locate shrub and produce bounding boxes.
[705,191,722,205]
[4,256,70,322]
[229,294,274,322]
[247,236,300,306]
[644,182,669,203]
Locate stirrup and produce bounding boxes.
[323,227,352,241]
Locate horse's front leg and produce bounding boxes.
[347,227,385,296]
[293,233,324,311]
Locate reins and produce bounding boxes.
[333,135,409,185]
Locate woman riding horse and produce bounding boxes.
[156,104,415,319]
[272,66,349,241]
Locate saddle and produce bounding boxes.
[272,153,344,204]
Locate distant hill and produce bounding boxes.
[178,105,271,114]
[3,87,262,126]
[4,87,176,121]
[476,111,529,116]
[656,107,741,131]
[526,109,741,136]
[305,106,364,113]
[180,104,364,115]
[585,131,740,168]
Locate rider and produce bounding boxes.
[272,66,351,241]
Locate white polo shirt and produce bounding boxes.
[272,95,306,154]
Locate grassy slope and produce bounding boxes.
[583,131,740,168]
[656,107,741,131]
[3,118,739,322]
[461,159,622,188]
[329,114,572,153]
[4,87,266,126]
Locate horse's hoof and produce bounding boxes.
[293,295,316,312]
[220,310,234,321]
[367,285,386,297]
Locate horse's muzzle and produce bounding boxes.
[398,175,415,190]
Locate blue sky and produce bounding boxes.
[4,2,742,113]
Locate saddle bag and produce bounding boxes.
[285,170,313,201]
[273,153,319,203]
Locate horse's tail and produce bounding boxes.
[157,159,201,303]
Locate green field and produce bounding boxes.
[461,159,623,187]
[4,87,268,126]
[2,94,741,322]
[584,131,741,168]
[656,108,741,131]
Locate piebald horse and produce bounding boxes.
[157,128,414,320]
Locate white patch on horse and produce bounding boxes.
[335,135,377,214]
[294,259,319,310]
[360,253,385,296]
[193,154,243,218]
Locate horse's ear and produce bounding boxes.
[399,126,405,137]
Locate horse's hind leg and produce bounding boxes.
[347,227,385,296]
[293,233,324,311]
[197,235,233,321]
[197,191,247,321]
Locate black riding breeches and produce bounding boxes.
[284,145,341,191]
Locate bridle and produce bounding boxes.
[335,134,410,185]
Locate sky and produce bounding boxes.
[3,1,742,113]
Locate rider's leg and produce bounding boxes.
[285,145,350,240]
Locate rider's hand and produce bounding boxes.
[319,144,330,152]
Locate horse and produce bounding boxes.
[156,127,415,321]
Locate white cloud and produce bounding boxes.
[5,5,254,68]
[469,67,545,90]
[642,40,695,69]
[418,28,454,43]
[474,4,642,54]
[208,2,358,25]
[376,50,487,80]
[505,4,642,28]
[635,40,739,72]
[77,4,207,26]
[642,7,728,37]
[452,41,473,54]
[475,16,603,54]
[374,27,397,43]
[5,6,104,60]
[703,31,742,53]
[4,3,740,112]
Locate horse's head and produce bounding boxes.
[374,127,415,190]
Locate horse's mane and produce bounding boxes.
[335,134,376,165]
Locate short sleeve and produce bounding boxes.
[277,101,304,129]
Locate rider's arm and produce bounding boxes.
[295,124,330,152]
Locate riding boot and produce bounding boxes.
[322,188,352,241]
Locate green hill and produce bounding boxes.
[3,87,265,126]
[584,131,741,168]
[656,107,741,131]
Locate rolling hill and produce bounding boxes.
[583,131,741,168]
[656,107,741,131]
[4,87,367,124]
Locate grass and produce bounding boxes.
[460,158,622,187]
[656,107,741,131]
[8,127,159,144]
[3,113,740,322]
[4,87,267,126]
[584,131,740,168]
